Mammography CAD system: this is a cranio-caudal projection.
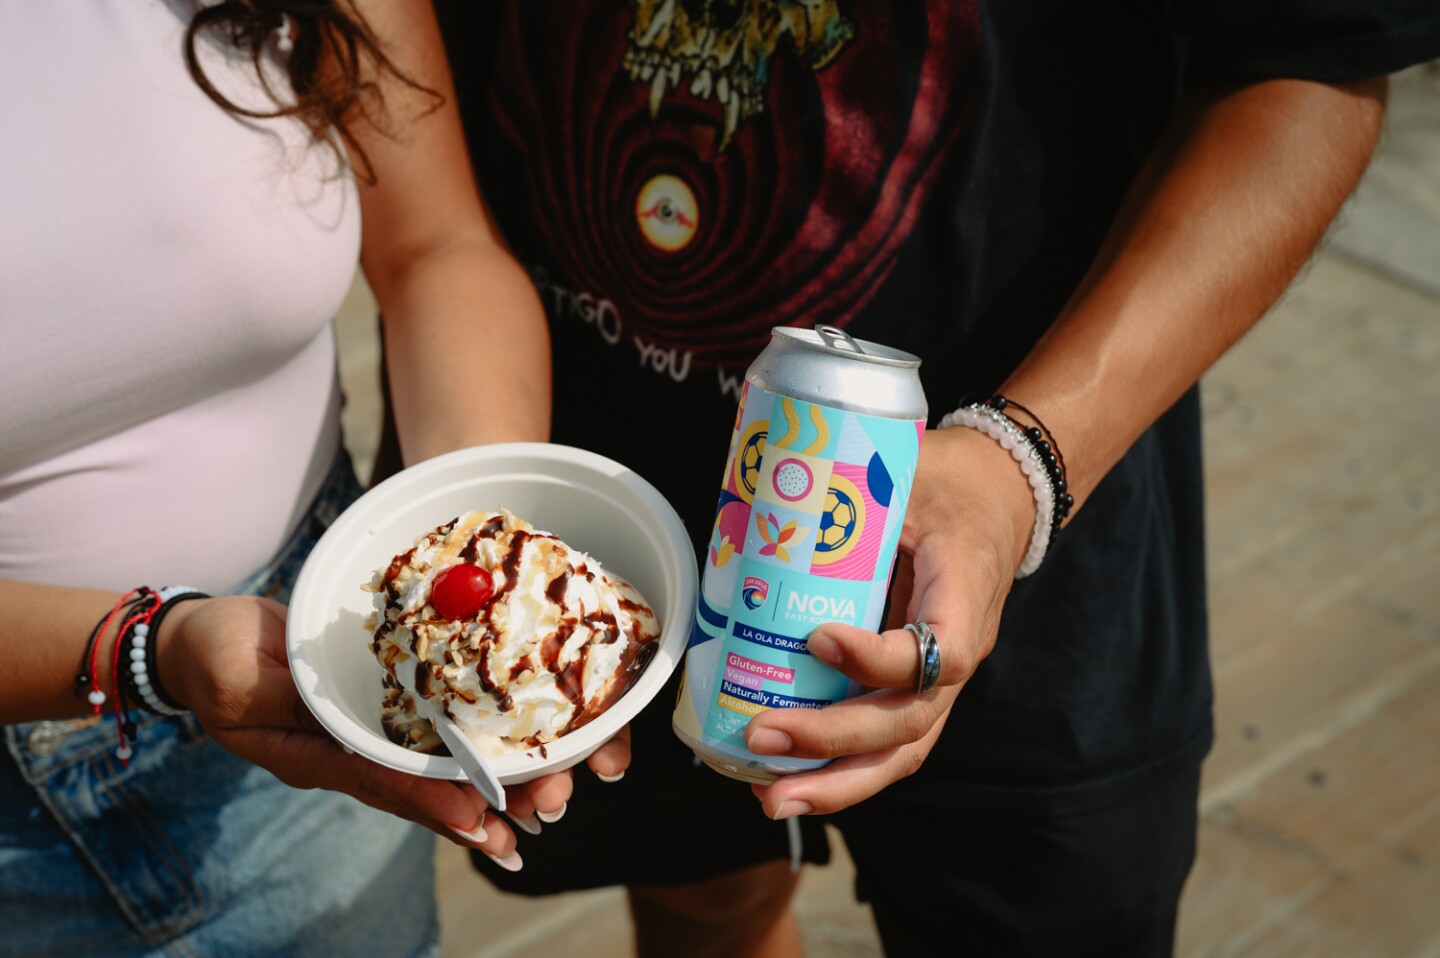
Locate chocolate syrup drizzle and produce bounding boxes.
[377,516,660,750]
[475,636,513,712]
[545,570,568,605]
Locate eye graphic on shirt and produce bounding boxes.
[635,174,699,252]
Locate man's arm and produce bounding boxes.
[1008,77,1389,506]
[745,75,1390,816]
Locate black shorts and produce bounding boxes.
[473,677,1201,958]
[473,672,834,892]
[837,764,1200,957]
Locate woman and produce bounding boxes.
[0,2,621,955]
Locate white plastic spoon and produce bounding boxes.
[433,716,507,813]
[404,656,507,813]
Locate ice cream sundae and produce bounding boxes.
[366,509,660,757]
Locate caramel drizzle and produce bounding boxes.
[378,516,660,744]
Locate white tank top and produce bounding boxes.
[0,1,361,593]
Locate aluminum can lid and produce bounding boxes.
[769,324,920,368]
[748,324,927,420]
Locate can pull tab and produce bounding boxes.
[814,324,866,355]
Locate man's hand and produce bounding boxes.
[745,426,1030,816]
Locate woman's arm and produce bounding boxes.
[339,1,627,787]
[745,75,1390,816]
[348,0,551,467]
[0,579,507,847]
[0,581,137,724]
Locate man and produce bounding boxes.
[380,3,1440,955]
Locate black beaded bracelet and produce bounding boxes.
[942,394,1075,577]
[984,395,1074,536]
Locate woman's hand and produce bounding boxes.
[156,595,625,865]
[743,425,1035,817]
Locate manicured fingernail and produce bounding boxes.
[536,802,567,824]
[487,850,524,872]
[596,770,625,783]
[508,812,542,835]
[747,728,792,755]
[770,800,813,821]
[447,818,488,844]
[806,632,840,665]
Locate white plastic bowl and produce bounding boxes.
[286,442,697,784]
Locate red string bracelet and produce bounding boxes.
[80,588,150,712]
[77,587,212,765]
[108,589,161,762]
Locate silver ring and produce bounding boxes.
[904,622,942,694]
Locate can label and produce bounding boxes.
[676,380,924,777]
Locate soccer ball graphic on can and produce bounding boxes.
[817,485,859,556]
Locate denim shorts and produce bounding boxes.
[0,457,439,958]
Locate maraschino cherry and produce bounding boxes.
[430,565,495,620]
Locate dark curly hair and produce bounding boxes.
[183,0,434,181]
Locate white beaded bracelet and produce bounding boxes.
[126,585,207,716]
[939,404,1056,578]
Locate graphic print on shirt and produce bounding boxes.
[624,0,856,153]
[479,0,979,390]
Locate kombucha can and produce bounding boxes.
[672,324,926,783]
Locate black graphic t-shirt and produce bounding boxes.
[435,0,1440,809]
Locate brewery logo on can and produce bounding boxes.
[673,324,926,783]
[741,576,770,610]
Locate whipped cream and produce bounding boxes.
[367,509,660,756]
